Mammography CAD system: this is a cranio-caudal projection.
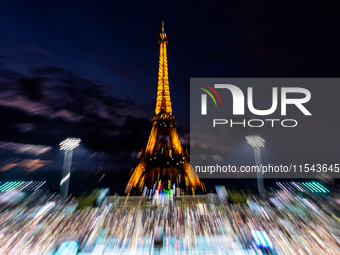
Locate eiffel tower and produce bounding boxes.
[126,22,202,194]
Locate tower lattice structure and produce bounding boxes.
[126,22,202,194]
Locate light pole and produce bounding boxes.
[59,138,81,201]
[246,135,265,198]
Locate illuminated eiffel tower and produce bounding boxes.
[126,22,202,194]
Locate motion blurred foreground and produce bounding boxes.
[1,183,340,254]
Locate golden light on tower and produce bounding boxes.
[155,21,172,116]
[126,22,202,194]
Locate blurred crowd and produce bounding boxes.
[0,183,340,254]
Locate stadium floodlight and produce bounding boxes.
[59,137,81,201]
[246,135,265,148]
[59,138,81,151]
[246,135,265,198]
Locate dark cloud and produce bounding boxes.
[0,63,157,178]
[18,77,45,101]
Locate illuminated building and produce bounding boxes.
[126,22,202,194]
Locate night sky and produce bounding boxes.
[0,1,339,194]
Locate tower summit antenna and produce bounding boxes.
[162,21,164,33]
